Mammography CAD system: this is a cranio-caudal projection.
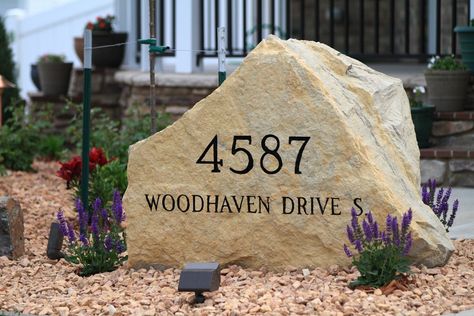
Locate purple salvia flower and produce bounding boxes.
[343,244,353,257]
[386,214,392,238]
[346,225,355,244]
[104,235,113,252]
[91,211,99,238]
[66,222,76,243]
[112,190,124,224]
[366,211,374,225]
[421,184,429,205]
[391,217,400,247]
[401,208,412,234]
[354,239,363,253]
[372,222,379,240]
[402,232,412,255]
[381,231,390,245]
[441,187,452,205]
[447,199,459,229]
[56,210,68,237]
[435,188,444,210]
[116,241,125,254]
[93,198,102,213]
[362,219,372,242]
[79,233,89,246]
[76,199,87,231]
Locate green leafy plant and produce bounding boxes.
[37,54,66,63]
[427,55,467,71]
[0,106,39,173]
[410,86,426,108]
[422,179,459,232]
[344,209,413,288]
[38,135,66,161]
[57,192,126,276]
[56,147,125,209]
[0,17,20,124]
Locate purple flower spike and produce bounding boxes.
[91,211,99,238]
[362,219,373,242]
[391,217,400,247]
[372,222,379,239]
[403,232,412,255]
[76,199,87,231]
[346,225,355,244]
[112,190,125,224]
[56,210,68,237]
[386,214,392,237]
[66,222,76,242]
[381,231,390,245]
[93,198,102,213]
[343,244,353,257]
[447,199,459,228]
[367,211,374,224]
[104,235,113,252]
[402,209,412,233]
[116,241,125,254]
[79,233,89,246]
[354,239,363,253]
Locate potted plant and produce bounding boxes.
[74,15,128,68]
[424,55,470,112]
[454,20,474,72]
[409,86,434,148]
[37,54,73,96]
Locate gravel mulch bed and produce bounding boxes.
[0,161,473,316]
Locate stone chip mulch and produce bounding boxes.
[0,161,473,315]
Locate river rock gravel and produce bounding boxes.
[0,162,473,315]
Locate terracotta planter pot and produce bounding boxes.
[37,62,73,96]
[74,37,84,64]
[424,70,471,111]
[30,64,41,91]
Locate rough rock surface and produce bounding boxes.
[124,36,454,270]
[0,196,24,259]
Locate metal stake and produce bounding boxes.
[217,27,227,86]
[81,29,92,216]
[149,0,157,133]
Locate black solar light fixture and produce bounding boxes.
[46,222,64,260]
[178,262,220,303]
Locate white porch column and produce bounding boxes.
[471,0,474,20]
[175,0,202,73]
[427,0,437,55]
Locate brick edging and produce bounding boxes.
[420,148,474,159]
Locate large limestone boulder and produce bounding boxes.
[124,36,454,270]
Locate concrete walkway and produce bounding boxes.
[448,188,474,240]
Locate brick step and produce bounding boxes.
[434,111,474,121]
[420,148,474,159]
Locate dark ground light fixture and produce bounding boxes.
[178,262,220,303]
[46,222,64,260]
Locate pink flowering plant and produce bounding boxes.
[422,179,459,232]
[344,208,413,288]
[56,191,126,276]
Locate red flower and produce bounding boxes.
[57,156,82,182]
[98,21,106,29]
[89,147,108,167]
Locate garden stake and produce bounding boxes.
[149,0,157,134]
[217,27,227,86]
[81,29,92,220]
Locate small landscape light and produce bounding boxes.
[178,262,220,304]
[46,222,64,260]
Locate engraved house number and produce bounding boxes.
[196,135,311,174]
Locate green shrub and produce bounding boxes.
[344,209,413,288]
[0,107,39,173]
[38,135,66,161]
[0,17,19,124]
